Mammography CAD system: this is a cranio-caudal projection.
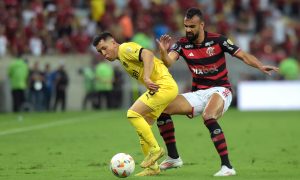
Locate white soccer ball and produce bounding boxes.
[110,153,135,178]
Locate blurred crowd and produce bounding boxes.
[1,0,300,79]
[78,58,124,111]
[7,53,125,112]
[8,55,69,112]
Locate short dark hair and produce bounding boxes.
[185,7,203,21]
[92,32,114,47]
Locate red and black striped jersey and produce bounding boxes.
[170,31,240,91]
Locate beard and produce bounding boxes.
[186,32,199,42]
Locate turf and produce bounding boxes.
[0,109,299,180]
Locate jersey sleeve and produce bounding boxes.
[169,41,182,55]
[218,35,240,56]
[119,42,144,62]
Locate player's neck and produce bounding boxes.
[194,31,205,44]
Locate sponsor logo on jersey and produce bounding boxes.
[191,65,218,75]
[184,44,194,48]
[206,47,215,56]
[223,41,234,51]
[188,52,194,57]
[205,41,214,46]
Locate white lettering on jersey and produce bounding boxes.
[223,41,234,51]
[205,41,214,47]
[191,65,218,75]
[185,44,194,48]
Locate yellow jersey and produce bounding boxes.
[118,42,172,84]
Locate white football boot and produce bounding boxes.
[214,165,236,176]
[159,156,183,170]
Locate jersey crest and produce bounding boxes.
[206,47,215,56]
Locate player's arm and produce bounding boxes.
[156,34,179,67]
[219,35,279,75]
[235,50,279,75]
[141,49,159,92]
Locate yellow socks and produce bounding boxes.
[127,110,160,152]
[139,136,150,156]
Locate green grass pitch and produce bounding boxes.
[0,109,299,180]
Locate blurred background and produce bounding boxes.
[0,0,299,113]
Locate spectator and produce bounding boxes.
[29,32,43,56]
[0,25,8,57]
[94,58,114,110]
[7,52,29,112]
[132,31,155,50]
[118,9,133,41]
[279,57,300,80]
[56,34,73,54]
[43,63,55,111]
[90,0,106,22]
[79,61,96,110]
[53,63,69,111]
[28,61,45,111]
[71,26,91,54]
[110,66,124,109]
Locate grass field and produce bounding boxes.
[0,109,299,180]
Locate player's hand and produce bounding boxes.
[259,65,279,75]
[144,78,159,92]
[156,34,172,53]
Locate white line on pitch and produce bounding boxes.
[0,115,97,137]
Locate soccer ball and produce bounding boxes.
[110,153,135,178]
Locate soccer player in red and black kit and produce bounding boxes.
[156,7,279,176]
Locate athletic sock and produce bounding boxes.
[127,110,160,152]
[157,113,179,159]
[204,118,232,169]
[139,136,150,156]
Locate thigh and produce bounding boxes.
[129,99,158,125]
[203,93,224,120]
[203,87,232,118]
[180,91,208,118]
[202,87,232,120]
[129,99,153,118]
[163,95,193,115]
[138,83,178,120]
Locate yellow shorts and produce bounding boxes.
[138,76,178,120]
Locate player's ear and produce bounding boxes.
[111,39,117,46]
[200,21,204,28]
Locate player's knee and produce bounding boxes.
[162,108,171,115]
[127,109,141,119]
[127,110,144,132]
[202,111,218,121]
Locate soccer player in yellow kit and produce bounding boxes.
[92,32,178,176]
